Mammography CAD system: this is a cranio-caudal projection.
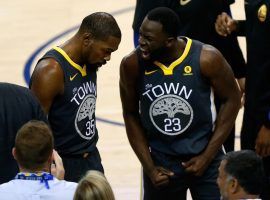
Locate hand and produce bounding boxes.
[51,150,65,180]
[215,12,238,36]
[182,154,212,176]
[147,166,174,187]
[255,125,270,157]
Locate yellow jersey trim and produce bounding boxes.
[153,37,192,75]
[53,46,87,77]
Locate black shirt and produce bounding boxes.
[0,83,47,184]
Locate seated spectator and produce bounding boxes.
[0,82,47,183]
[217,150,264,200]
[0,120,77,200]
[74,170,115,200]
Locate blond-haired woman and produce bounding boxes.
[74,170,115,200]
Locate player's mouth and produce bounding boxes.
[140,48,150,59]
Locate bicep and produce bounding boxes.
[119,56,140,114]
[200,45,239,100]
[30,59,64,114]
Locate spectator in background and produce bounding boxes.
[74,170,115,200]
[217,150,264,200]
[0,120,77,200]
[0,82,47,184]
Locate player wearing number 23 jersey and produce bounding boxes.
[139,37,216,156]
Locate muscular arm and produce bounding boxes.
[183,45,241,175]
[30,59,64,114]
[201,45,241,157]
[119,52,173,186]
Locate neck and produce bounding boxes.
[60,35,83,65]
[157,39,185,65]
[234,192,260,200]
[19,166,50,174]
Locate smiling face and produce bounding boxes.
[138,18,169,61]
[82,35,121,71]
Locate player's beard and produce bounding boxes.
[149,46,167,62]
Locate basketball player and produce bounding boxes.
[120,7,241,199]
[0,82,47,184]
[215,1,270,198]
[30,12,121,182]
[132,0,246,152]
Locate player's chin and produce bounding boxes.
[140,52,151,60]
[90,64,101,72]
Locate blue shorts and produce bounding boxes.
[143,149,223,200]
[61,147,104,182]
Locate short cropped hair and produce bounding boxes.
[223,150,265,195]
[74,170,115,200]
[15,120,53,171]
[147,7,181,38]
[78,12,121,40]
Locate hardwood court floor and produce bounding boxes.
[0,0,245,199]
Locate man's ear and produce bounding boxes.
[12,147,17,161]
[82,32,93,46]
[229,177,239,194]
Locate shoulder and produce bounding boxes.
[120,49,140,77]
[200,44,228,77]
[30,57,64,91]
[33,58,63,78]
[0,180,16,191]
[50,179,78,191]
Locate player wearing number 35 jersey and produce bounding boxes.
[30,12,121,182]
[120,7,240,200]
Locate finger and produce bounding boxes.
[184,165,195,173]
[154,175,170,187]
[255,143,263,156]
[215,23,227,36]
[181,159,194,168]
[266,145,270,157]
[52,150,63,168]
[158,167,174,176]
[261,145,270,157]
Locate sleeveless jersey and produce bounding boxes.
[138,38,216,156]
[36,47,98,155]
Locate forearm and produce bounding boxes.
[123,112,155,175]
[203,98,240,158]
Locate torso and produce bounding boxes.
[39,47,98,155]
[138,38,216,156]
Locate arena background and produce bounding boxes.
[0,0,245,199]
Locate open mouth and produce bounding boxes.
[140,48,150,59]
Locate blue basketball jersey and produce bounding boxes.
[37,47,98,155]
[138,37,216,156]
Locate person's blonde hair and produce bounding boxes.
[74,170,115,200]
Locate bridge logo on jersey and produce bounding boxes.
[149,94,193,136]
[75,94,96,140]
[183,66,193,76]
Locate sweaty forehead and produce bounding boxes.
[95,36,120,51]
